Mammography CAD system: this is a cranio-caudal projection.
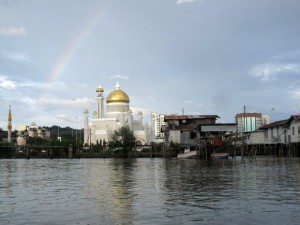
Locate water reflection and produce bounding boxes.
[82,159,137,224]
[1,157,300,225]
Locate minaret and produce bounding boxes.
[7,105,12,143]
[138,111,143,129]
[96,85,104,118]
[83,109,89,145]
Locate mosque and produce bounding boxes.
[83,82,152,146]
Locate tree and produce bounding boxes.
[109,126,136,155]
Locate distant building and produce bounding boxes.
[83,82,151,145]
[163,115,221,149]
[287,115,300,143]
[16,122,50,146]
[246,119,289,145]
[151,113,165,141]
[245,115,300,145]
[236,112,269,133]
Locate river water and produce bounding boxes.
[1,157,300,225]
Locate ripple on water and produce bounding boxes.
[1,158,300,225]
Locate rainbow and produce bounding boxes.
[46,4,107,89]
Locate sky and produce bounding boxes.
[1,0,300,130]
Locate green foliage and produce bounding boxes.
[150,142,164,152]
[90,139,106,153]
[109,126,136,155]
[26,136,49,145]
[169,141,180,154]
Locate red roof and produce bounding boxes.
[236,112,262,118]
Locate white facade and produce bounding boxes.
[16,123,51,146]
[84,82,151,145]
[247,119,290,145]
[246,130,266,145]
[151,113,165,139]
[290,118,300,143]
[265,126,290,144]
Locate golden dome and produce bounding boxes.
[96,86,104,93]
[106,82,130,103]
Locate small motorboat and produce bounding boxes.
[211,152,230,159]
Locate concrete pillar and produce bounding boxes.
[50,149,53,159]
[76,147,80,158]
[26,148,30,160]
[68,144,73,159]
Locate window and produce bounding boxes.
[271,128,274,138]
[298,126,300,134]
[292,127,295,135]
[190,132,196,139]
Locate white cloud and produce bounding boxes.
[103,74,129,80]
[176,0,199,4]
[36,97,94,107]
[131,107,153,116]
[19,81,48,88]
[250,63,300,81]
[290,88,300,100]
[185,100,194,104]
[0,26,26,36]
[147,96,157,102]
[0,75,17,90]
[0,51,31,62]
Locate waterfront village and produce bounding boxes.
[1,81,300,159]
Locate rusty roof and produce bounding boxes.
[164,115,220,120]
[260,119,289,129]
[287,115,300,123]
[235,112,262,118]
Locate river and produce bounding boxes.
[1,157,300,225]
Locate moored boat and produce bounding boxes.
[211,152,230,159]
[177,150,197,159]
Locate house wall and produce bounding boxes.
[180,131,197,146]
[169,130,180,143]
[247,130,265,145]
[290,120,300,143]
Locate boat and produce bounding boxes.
[177,149,197,159]
[211,152,230,159]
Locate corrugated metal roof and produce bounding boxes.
[287,115,300,123]
[260,119,288,129]
[164,115,220,120]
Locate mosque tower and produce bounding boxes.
[7,105,12,143]
[96,85,104,118]
[83,109,89,145]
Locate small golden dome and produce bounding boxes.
[96,86,104,93]
[83,109,89,113]
[106,82,130,103]
[128,108,132,113]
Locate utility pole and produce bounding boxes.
[76,116,77,144]
[242,105,246,160]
